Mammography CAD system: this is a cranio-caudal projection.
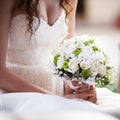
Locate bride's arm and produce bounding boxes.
[0,0,53,94]
[65,0,78,39]
[62,0,97,103]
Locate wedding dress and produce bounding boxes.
[6,10,68,95]
[0,10,120,119]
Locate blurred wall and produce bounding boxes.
[85,0,120,24]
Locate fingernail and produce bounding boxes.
[73,92,76,94]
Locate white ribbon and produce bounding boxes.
[68,80,82,90]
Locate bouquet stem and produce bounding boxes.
[68,80,81,90]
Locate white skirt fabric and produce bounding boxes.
[0,88,120,119]
[96,88,120,118]
[0,92,100,113]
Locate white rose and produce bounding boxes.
[57,57,64,68]
[65,44,76,55]
[85,46,94,54]
[99,65,106,77]
[69,59,79,74]
[80,61,90,70]
[91,62,99,72]
[79,34,90,42]
[96,52,105,63]
[104,56,110,65]
[78,51,92,62]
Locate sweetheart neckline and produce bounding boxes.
[11,10,65,28]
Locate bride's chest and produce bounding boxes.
[9,13,68,50]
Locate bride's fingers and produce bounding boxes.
[90,85,96,90]
[71,81,80,86]
[71,81,93,90]
[74,87,90,93]
[87,95,97,103]
[81,84,93,89]
[64,92,88,99]
[77,83,92,90]
[74,85,95,93]
[65,90,96,99]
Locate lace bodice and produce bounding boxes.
[7,10,68,66]
[6,10,68,95]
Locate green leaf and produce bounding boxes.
[107,66,112,70]
[89,39,94,44]
[92,46,99,52]
[62,60,69,69]
[84,39,94,46]
[54,55,60,66]
[95,82,118,93]
[84,41,89,46]
[73,48,81,56]
[82,69,91,79]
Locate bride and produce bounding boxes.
[0,0,120,118]
[0,0,96,100]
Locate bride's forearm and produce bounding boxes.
[64,81,73,95]
[0,67,53,95]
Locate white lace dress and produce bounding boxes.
[6,11,68,95]
[0,10,120,119]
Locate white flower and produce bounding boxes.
[78,34,92,42]
[57,57,64,68]
[66,44,76,55]
[97,53,105,63]
[99,65,106,77]
[78,51,92,64]
[91,62,100,72]
[53,45,65,55]
[104,56,110,65]
[52,35,114,86]
[84,46,94,54]
[80,60,90,70]
[69,59,79,74]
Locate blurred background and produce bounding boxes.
[76,0,120,92]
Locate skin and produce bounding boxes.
[0,0,96,103]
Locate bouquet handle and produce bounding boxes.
[68,80,81,90]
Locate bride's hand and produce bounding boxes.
[64,81,97,103]
[74,85,97,103]
[64,81,91,95]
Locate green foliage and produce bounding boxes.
[96,82,118,93]
[54,54,60,66]
[92,46,100,52]
[57,68,73,78]
[73,48,82,56]
[84,39,94,46]
[62,60,69,69]
[82,69,91,79]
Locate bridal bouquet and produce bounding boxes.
[52,35,115,87]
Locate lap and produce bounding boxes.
[1,88,120,118]
[0,92,99,112]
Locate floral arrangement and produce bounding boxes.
[52,35,115,87]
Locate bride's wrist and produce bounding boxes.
[64,81,73,95]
